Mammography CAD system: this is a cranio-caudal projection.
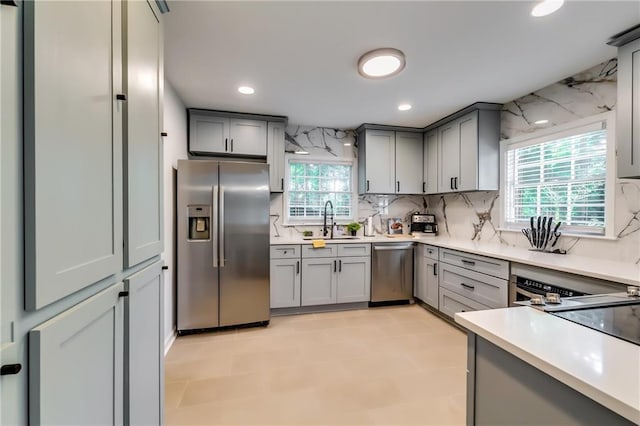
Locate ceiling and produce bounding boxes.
[164,1,640,129]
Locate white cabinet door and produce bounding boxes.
[364,130,395,193]
[125,261,163,426]
[270,258,301,308]
[189,114,229,154]
[458,111,479,192]
[395,132,423,194]
[424,258,439,309]
[229,119,267,156]
[301,258,337,306]
[617,37,640,178]
[336,256,371,303]
[124,0,163,267]
[438,121,460,193]
[267,121,286,192]
[423,130,439,194]
[29,283,124,425]
[23,0,123,310]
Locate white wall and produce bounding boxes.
[162,80,188,350]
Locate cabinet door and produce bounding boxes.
[458,111,479,192]
[125,261,163,426]
[364,130,395,193]
[0,343,20,425]
[229,119,267,156]
[301,258,337,306]
[424,258,439,309]
[189,113,229,154]
[29,283,124,425]
[438,121,460,193]
[23,0,123,310]
[270,259,301,308]
[413,247,426,300]
[423,130,439,194]
[267,122,286,192]
[124,0,163,267]
[336,256,371,303]
[395,132,423,194]
[617,38,640,178]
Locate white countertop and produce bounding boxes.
[270,235,640,286]
[455,307,640,423]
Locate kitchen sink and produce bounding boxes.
[301,236,361,240]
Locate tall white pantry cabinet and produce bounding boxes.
[1,1,165,425]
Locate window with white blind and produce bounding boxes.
[501,113,615,237]
[284,157,356,224]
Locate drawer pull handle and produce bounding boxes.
[461,283,475,291]
[461,259,476,266]
[0,364,22,376]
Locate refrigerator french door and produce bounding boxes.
[177,160,270,332]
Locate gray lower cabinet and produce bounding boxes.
[124,0,163,267]
[614,35,640,178]
[270,259,301,308]
[439,288,489,318]
[125,261,164,426]
[414,245,439,309]
[29,283,125,425]
[336,256,371,303]
[267,121,286,192]
[301,258,337,306]
[23,0,123,310]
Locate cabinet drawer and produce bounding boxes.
[301,244,338,258]
[422,244,439,261]
[270,245,301,259]
[439,288,490,319]
[337,243,371,257]
[439,263,508,308]
[439,248,509,279]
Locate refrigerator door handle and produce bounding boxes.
[212,185,219,268]
[219,186,225,267]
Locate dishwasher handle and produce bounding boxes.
[373,244,414,251]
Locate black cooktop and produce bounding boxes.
[552,303,640,346]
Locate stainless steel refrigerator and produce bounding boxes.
[177,160,270,332]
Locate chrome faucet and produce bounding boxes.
[323,200,334,239]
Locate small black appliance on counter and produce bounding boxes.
[410,213,438,235]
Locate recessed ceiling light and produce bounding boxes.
[294,150,309,155]
[534,119,549,124]
[238,86,255,95]
[358,48,406,79]
[531,0,564,17]
[398,104,412,111]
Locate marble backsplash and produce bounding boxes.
[429,59,640,265]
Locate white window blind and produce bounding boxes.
[286,159,354,222]
[504,121,608,235]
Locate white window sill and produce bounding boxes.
[496,227,618,241]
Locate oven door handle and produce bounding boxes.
[516,287,540,299]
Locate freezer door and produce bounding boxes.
[177,160,220,330]
[218,162,270,326]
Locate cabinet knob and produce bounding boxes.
[0,364,22,376]
[161,132,168,137]
[116,94,127,101]
[118,291,129,298]
[162,265,169,270]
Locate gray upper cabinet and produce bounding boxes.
[357,127,423,194]
[267,121,286,192]
[188,109,270,157]
[433,104,501,194]
[229,119,267,156]
[23,0,123,310]
[423,130,438,194]
[124,0,163,268]
[395,132,423,194]
[609,28,640,178]
[125,261,164,426]
[29,283,124,425]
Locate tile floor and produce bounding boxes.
[165,304,467,425]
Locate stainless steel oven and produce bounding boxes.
[509,274,586,306]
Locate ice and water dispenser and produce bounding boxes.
[188,205,210,240]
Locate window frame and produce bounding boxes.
[283,155,357,225]
[499,111,616,239]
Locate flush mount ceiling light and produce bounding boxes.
[238,86,255,95]
[531,0,564,17]
[398,104,412,111]
[358,48,406,79]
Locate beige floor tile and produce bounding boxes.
[165,352,233,383]
[165,381,188,409]
[180,372,268,407]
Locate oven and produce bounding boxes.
[508,263,624,307]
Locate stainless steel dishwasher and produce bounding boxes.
[371,242,414,303]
